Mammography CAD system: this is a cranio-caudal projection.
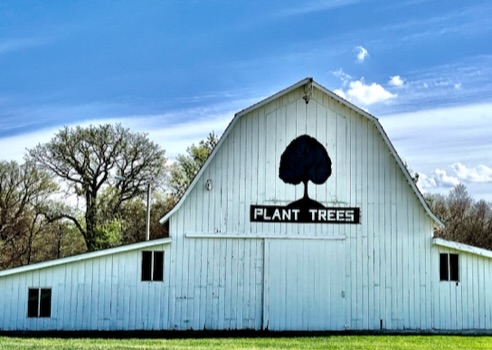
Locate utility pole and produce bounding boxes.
[146,182,151,241]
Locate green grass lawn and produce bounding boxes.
[0,336,491,350]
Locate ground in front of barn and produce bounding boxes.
[1,335,492,349]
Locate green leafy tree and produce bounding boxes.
[28,124,167,251]
[168,132,218,199]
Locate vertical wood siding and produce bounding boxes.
[264,239,346,330]
[169,85,492,331]
[168,221,265,330]
[0,244,171,331]
[432,246,492,330]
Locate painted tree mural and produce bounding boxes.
[279,134,332,208]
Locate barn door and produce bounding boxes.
[263,239,346,331]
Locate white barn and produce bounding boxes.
[1,77,492,332]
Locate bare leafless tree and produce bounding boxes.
[0,161,58,268]
[427,184,492,250]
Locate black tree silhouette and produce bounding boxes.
[279,134,332,209]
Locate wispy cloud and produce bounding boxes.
[355,46,369,63]
[276,0,359,17]
[0,37,52,55]
[367,54,492,115]
[379,3,492,43]
[0,104,236,162]
[123,112,232,159]
[332,69,353,85]
[381,102,492,199]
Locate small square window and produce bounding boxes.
[27,288,51,318]
[142,251,164,282]
[440,253,459,282]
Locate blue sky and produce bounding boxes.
[1,0,492,200]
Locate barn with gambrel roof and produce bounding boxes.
[1,78,492,332]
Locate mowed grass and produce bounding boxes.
[0,335,492,350]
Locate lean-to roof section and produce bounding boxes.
[433,237,492,259]
[160,77,443,228]
[0,238,172,277]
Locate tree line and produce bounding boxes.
[0,124,217,270]
[1,123,491,270]
[426,184,492,250]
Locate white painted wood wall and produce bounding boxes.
[433,245,492,330]
[168,85,492,331]
[1,83,492,331]
[0,243,172,331]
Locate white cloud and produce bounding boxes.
[451,162,492,183]
[417,162,492,197]
[333,89,347,100]
[388,75,405,87]
[433,168,461,187]
[417,173,436,191]
[332,69,352,86]
[332,69,396,106]
[454,83,462,90]
[345,79,396,105]
[417,169,460,192]
[355,46,369,63]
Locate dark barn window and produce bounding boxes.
[440,253,459,282]
[142,251,164,282]
[27,288,51,318]
[439,253,449,281]
[449,253,459,281]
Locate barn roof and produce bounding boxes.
[160,77,444,228]
[433,238,492,259]
[0,237,172,277]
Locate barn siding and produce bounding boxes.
[167,220,265,330]
[432,245,492,330]
[167,85,492,331]
[264,239,346,330]
[0,244,171,331]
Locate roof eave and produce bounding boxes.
[160,78,444,228]
[160,77,314,224]
[433,237,492,258]
[313,80,443,228]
